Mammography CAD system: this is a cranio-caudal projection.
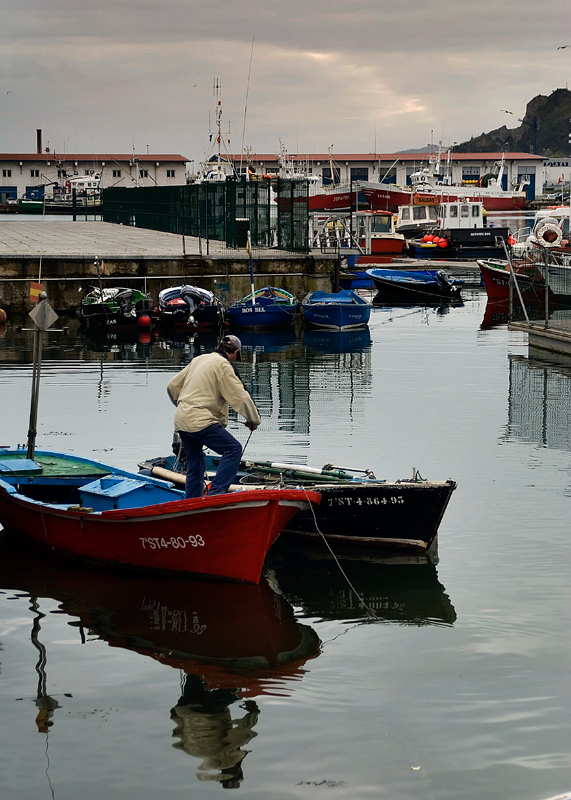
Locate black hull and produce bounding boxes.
[158,305,223,331]
[139,457,456,553]
[370,276,462,302]
[285,481,456,551]
[78,298,156,331]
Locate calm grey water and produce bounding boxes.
[0,289,570,800]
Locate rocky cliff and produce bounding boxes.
[454,88,571,156]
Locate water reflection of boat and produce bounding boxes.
[79,326,159,351]
[480,297,548,330]
[0,532,320,693]
[235,328,302,355]
[303,326,372,353]
[0,533,320,788]
[266,541,457,626]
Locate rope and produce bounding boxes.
[300,487,380,621]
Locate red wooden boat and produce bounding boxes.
[0,450,320,584]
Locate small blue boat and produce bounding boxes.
[302,290,371,330]
[336,271,376,290]
[225,286,299,329]
[366,268,463,302]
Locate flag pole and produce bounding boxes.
[247,230,255,307]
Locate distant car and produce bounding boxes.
[5,198,17,205]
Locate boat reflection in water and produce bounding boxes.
[480,296,571,330]
[303,326,372,354]
[0,532,320,788]
[267,540,457,627]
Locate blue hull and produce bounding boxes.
[366,268,463,301]
[336,272,376,290]
[225,302,297,329]
[303,306,370,330]
[225,287,299,329]
[303,290,371,330]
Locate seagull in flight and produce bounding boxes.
[557,45,569,49]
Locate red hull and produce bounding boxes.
[310,184,527,214]
[0,488,320,584]
[478,260,548,301]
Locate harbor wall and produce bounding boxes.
[0,254,337,315]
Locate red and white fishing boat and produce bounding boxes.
[0,449,320,584]
[309,152,528,214]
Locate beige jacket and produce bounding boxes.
[167,352,261,433]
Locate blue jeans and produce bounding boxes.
[178,424,243,498]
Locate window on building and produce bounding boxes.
[322,166,340,186]
[166,169,175,178]
[350,167,368,182]
[139,169,149,178]
[31,169,40,178]
[112,170,122,178]
[379,169,397,184]
[2,169,11,177]
[462,166,480,183]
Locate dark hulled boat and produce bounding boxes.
[140,453,457,555]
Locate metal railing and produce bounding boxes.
[101,178,310,253]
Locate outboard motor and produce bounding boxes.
[115,289,134,316]
[179,285,203,315]
[435,270,453,289]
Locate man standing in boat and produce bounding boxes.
[167,335,261,498]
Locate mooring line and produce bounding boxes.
[301,487,380,621]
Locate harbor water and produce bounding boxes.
[0,289,570,800]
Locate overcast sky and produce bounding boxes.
[1,0,569,164]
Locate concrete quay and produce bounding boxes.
[0,220,337,313]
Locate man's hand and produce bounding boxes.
[244,421,259,431]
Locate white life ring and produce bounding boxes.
[534,222,563,248]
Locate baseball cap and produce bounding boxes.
[220,334,242,359]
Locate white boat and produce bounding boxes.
[511,205,571,264]
[406,200,510,259]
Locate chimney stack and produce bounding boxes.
[36,129,43,154]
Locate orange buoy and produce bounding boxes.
[0,309,6,324]
[426,234,435,242]
[138,314,151,329]
[437,239,448,248]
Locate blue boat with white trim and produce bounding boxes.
[225,286,299,330]
[302,290,371,330]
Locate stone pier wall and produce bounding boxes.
[0,254,337,314]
